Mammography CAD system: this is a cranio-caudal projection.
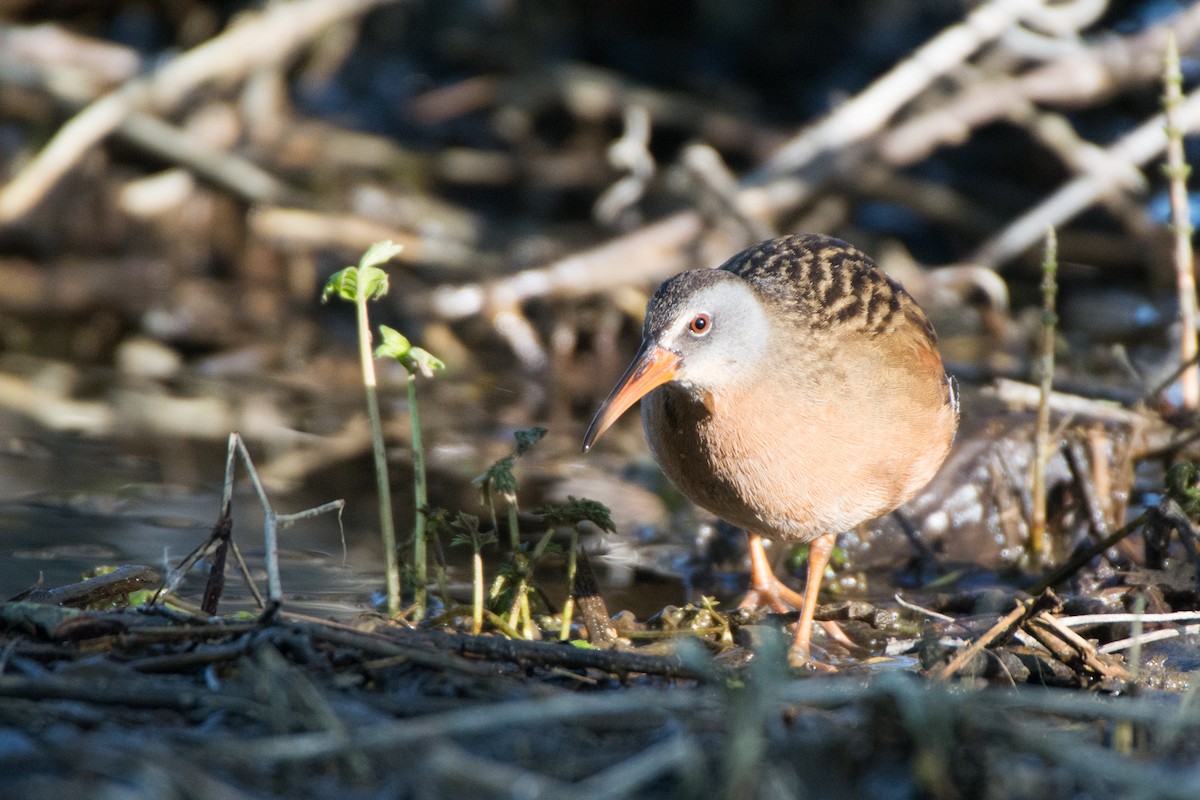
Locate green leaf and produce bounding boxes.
[1167,462,1200,511]
[514,427,548,455]
[322,242,401,304]
[422,506,452,535]
[358,266,390,300]
[534,496,616,532]
[321,265,389,303]
[474,455,517,497]
[375,326,445,378]
[321,267,357,303]
[451,511,482,536]
[360,240,404,270]
[375,325,413,361]
[405,347,445,379]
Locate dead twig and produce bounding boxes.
[428,210,705,321]
[202,688,704,765]
[969,84,1200,266]
[749,0,1050,184]
[932,593,1054,680]
[879,2,1200,165]
[1022,612,1131,683]
[0,0,394,223]
[1029,228,1058,561]
[18,565,159,607]
[1026,509,1151,594]
[1164,31,1199,411]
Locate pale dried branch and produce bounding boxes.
[879,2,1200,165]
[0,0,396,224]
[1164,32,1199,411]
[748,0,1050,184]
[428,211,706,321]
[969,85,1200,266]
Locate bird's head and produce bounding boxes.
[582,269,770,451]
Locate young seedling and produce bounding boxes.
[323,241,444,620]
[420,506,455,617]
[474,427,546,636]
[375,325,444,621]
[323,241,402,617]
[446,510,497,634]
[534,497,615,640]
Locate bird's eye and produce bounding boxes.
[689,313,712,335]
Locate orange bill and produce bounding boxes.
[582,343,681,452]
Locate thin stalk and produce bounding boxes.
[429,522,452,617]
[508,524,555,636]
[408,372,427,620]
[434,562,451,613]
[471,545,484,634]
[502,493,530,632]
[1165,31,1199,411]
[356,279,400,618]
[559,526,579,641]
[1030,227,1058,562]
[518,592,534,640]
[482,608,524,640]
[506,495,521,552]
[1113,593,1147,754]
[1026,510,1150,595]
[483,488,501,544]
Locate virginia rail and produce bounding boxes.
[583,234,958,667]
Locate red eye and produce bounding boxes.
[689,313,711,335]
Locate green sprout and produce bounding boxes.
[447,510,497,634]
[473,427,547,637]
[535,497,615,640]
[322,241,403,618]
[322,241,443,621]
[375,325,445,621]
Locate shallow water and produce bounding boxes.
[0,411,381,615]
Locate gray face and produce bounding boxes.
[644,269,771,393]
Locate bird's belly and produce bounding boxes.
[642,385,952,542]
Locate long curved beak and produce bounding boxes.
[582,342,681,452]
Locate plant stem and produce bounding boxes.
[1165,31,1198,411]
[1029,227,1057,563]
[506,496,521,551]
[481,608,524,640]
[508,524,554,635]
[559,526,579,641]
[471,546,484,635]
[356,278,400,618]
[408,372,427,620]
[434,562,451,613]
[504,495,531,633]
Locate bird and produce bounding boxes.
[582,233,958,667]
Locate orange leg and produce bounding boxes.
[738,532,847,668]
[738,533,808,613]
[789,532,835,666]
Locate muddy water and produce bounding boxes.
[0,409,383,614]
[0,381,695,619]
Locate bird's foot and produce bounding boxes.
[738,573,809,614]
[787,645,838,672]
[738,573,855,672]
[738,574,840,671]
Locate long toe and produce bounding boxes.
[738,575,808,614]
